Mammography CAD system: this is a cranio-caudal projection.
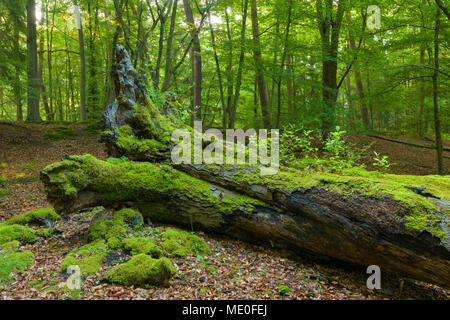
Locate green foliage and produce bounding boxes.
[276,285,292,295]
[372,152,395,173]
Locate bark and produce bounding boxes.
[12,13,24,121]
[40,153,450,289]
[161,0,178,92]
[316,0,345,136]
[432,9,444,175]
[250,0,272,129]
[183,0,202,121]
[347,14,369,130]
[73,0,87,121]
[42,45,450,289]
[207,4,226,128]
[229,0,249,129]
[26,0,42,121]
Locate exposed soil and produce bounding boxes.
[0,122,448,300]
[346,133,450,175]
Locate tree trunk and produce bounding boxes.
[12,14,23,122]
[161,0,178,92]
[316,0,345,137]
[207,5,226,128]
[229,0,249,129]
[183,0,202,121]
[73,0,87,121]
[250,0,272,129]
[26,0,42,121]
[42,45,450,290]
[432,8,444,175]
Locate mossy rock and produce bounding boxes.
[89,208,144,250]
[0,249,34,286]
[103,254,176,287]
[0,225,37,245]
[122,237,164,257]
[161,228,211,257]
[2,208,60,226]
[60,240,109,276]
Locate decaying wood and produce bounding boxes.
[41,45,450,289]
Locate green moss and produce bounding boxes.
[276,285,292,295]
[26,279,60,291]
[116,126,166,154]
[103,254,176,287]
[89,208,144,250]
[2,208,60,226]
[61,240,108,276]
[0,225,37,245]
[0,250,34,286]
[161,228,211,257]
[0,241,21,255]
[231,166,450,238]
[161,239,188,258]
[44,155,264,226]
[122,237,163,257]
[45,126,77,141]
[0,187,8,198]
[35,228,59,239]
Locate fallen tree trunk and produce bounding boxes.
[41,45,450,289]
[40,155,450,288]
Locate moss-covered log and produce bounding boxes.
[40,155,450,288]
[39,45,450,289]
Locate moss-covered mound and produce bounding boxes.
[0,241,34,286]
[61,240,109,276]
[1,208,60,226]
[89,208,143,250]
[161,228,211,258]
[0,224,37,245]
[103,254,176,287]
[122,237,163,257]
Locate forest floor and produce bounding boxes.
[0,121,449,300]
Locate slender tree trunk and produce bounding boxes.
[418,48,426,137]
[224,7,234,128]
[286,55,294,116]
[432,9,443,175]
[207,5,226,128]
[73,0,87,121]
[12,14,23,121]
[26,0,42,121]
[38,15,51,120]
[250,0,272,129]
[229,0,249,129]
[275,0,292,128]
[316,0,345,137]
[183,0,202,121]
[162,0,178,92]
[347,15,369,130]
